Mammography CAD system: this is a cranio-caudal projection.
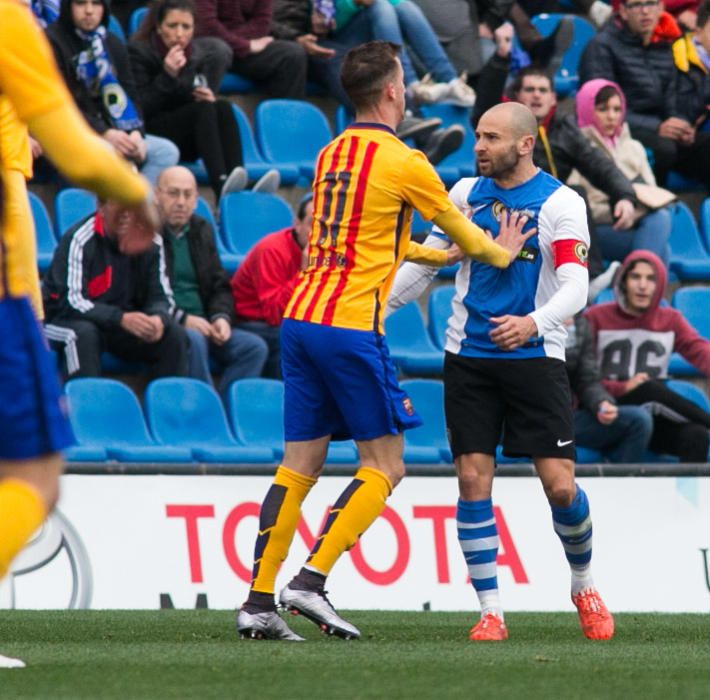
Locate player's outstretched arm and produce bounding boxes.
[432,206,534,267]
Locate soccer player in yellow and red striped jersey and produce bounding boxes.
[0,0,158,668]
[237,41,535,642]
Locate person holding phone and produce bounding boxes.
[129,0,279,199]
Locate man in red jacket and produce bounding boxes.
[194,0,307,98]
[585,249,710,461]
[230,194,311,377]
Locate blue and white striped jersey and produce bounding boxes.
[435,169,589,361]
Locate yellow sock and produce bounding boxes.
[0,479,46,579]
[307,466,392,577]
[251,466,316,595]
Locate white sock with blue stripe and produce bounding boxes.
[550,485,594,595]
[457,498,503,619]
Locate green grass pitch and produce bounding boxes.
[1,611,709,699]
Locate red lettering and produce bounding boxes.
[166,504,215,583]
[222,502,261,582]
[349,507,410,585]
[412,505,456,583]
[494,506,529,584]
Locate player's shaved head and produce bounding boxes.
[482,102,538,141]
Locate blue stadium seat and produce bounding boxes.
[230,104,300,185]
[28,192,57,273]
[419,103,476,180]
[227,379,358,463]
[218,191,293,265]
[335,105,352,134]
[399,379,449,463]
[65,378,193,462]
[128,6,147,36]
[54,188,95,238]
[529,14,596,97]
[385,303,444,375]
[181,159,209,185]
[427,285,455,350]
[672,286,710,338]
[666,379,710,412]
[668,202,710,281]
[699,197,710,253]
[576,446,605,464]
[255,100,332,182]
[145,378,276,463]
[108,14,126,42]
[668,352,701,377]
[666,171,703,193]
[220,72,256,95]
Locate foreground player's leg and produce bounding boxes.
[538,458,614,640]
[0,456,63,668]
[238,463,318,641]
[456,453,507,641]
[280,435,403,640]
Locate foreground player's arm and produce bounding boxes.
[0,3,149,205]
[404,240,448,266]
[431,204,511,268]
[386,235,451,317]
[399,153,513,268]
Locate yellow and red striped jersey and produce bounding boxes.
[285,123,452,333]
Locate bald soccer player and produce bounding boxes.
[391,102,614,643]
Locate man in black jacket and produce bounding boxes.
[43,201,189,379]
[580,2,710,186]
[566,315,652,462]
[473,66,637,282]
[155,166,268,395]
[44,0,178,184]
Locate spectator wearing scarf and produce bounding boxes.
[45,0,178,184]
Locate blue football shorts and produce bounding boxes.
[281,318,422,442]
[0,297,74,460]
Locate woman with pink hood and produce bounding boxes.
[568,79,672,267]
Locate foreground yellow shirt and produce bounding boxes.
[285,123,451,333]
[0,0,148,303]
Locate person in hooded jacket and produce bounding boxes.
[568,79,672,268]
[585,249,710,462]
[45,0,179,185]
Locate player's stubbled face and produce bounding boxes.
[623,261,657,313]
[71,0,104,32]
[474,115,519,179]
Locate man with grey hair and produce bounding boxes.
[390,102,615,643]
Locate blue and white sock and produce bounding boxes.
[550,485,594,595]
[457,498,502,619]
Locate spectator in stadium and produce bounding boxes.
[472,67,637,295]
[155,166,268,395]
[237,41,527,643]
[568,79,673,267]
[672,0,710,131]
[129,0,279,199]
[45,0,179,185]
[565,314,653,462]
[411,0,584,81]
[194,0,308,98]
[43,199,189,380]
[331,0,476,107]
[0,0,158,669]
[579,0,710,188]
[270,0,469,164]
[585,250,710,462]
[230,193,312,379]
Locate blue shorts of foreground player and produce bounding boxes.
[0,297,74,460]
[281,318,422,442]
